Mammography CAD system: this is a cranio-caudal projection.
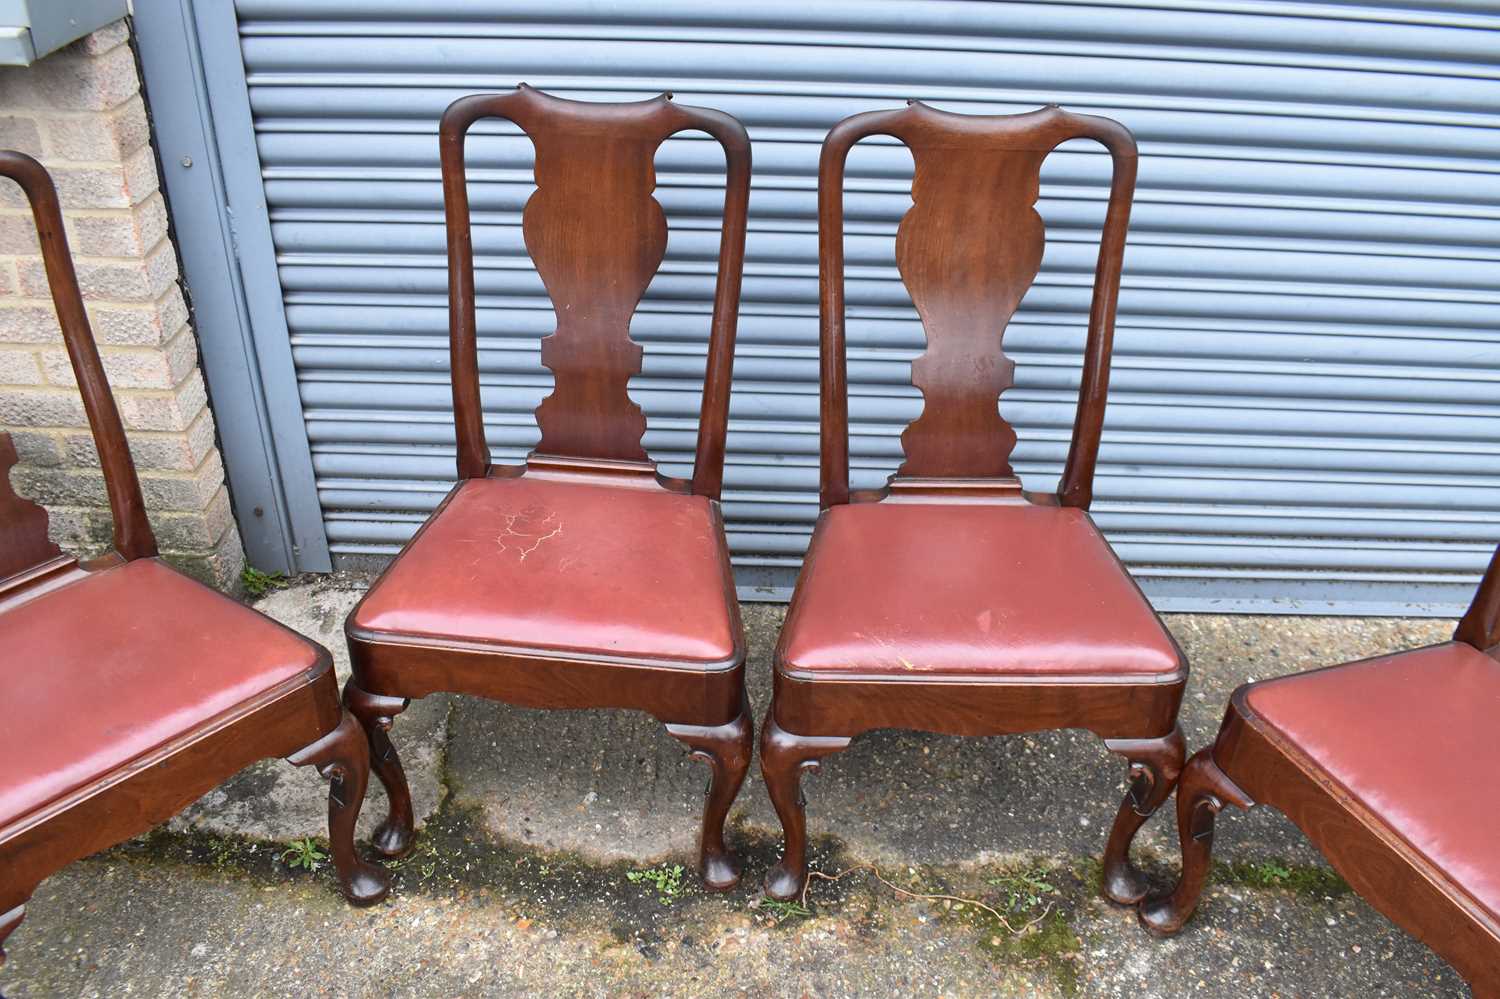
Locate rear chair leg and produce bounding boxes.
[665,697,754,891]
[0,901,26,967]
[759,711,851,901]
[1138,748,1253,936]
[1101,725,1187,905]
[343,680,416,859]
[288,711,391,906]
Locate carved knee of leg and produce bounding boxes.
[342,680,416,859]
[1121,726,1188,817]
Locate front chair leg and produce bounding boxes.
[759,711,851,901]
[0,901,27,967]
[343,680,416,859]
[288,711,391,906]
[665,698,754,891]
[1101,725,1187,905]
[1138,748,1253,936]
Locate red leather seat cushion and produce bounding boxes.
[1,559,323,826]
[350,474,738,664]
[777,501,1180,677]
[1245,642,1500,922]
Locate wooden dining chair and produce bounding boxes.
[760,102,1187,903]
[0,152,387,965]
[1139,544,1500,996]
[341,85,754,889]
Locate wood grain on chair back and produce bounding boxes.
[0,151,155,568]
[438,85,751,499]
[816,103,1137,509]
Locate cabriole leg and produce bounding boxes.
[343,679,416,859]
[288,711,391,906]
[759,711,851,901]
[1101,725,1187,905]
[1138,748,1253,936]
[665,696,754,891]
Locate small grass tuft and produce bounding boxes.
[989,865,1058,912]
[241,566,289,597]
[281,837,327,872]
[626,864,686,905]
[756,897,813,923]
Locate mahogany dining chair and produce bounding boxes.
[0,152,387,965]
[760,102,1187,903]
[341,85,755,889]
[1139,542,1500,997]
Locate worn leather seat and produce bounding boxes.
[349,474,739,665]
[777,500,1181,678]
[1244,641,1500,922]
[0,558,324,825]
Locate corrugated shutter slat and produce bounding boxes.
[235,0,1500,611]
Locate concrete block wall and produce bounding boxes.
[0,20,244,589]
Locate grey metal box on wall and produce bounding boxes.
[142,1,1500,613]
[0,0,125,64]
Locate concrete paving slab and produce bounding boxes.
[169,581,450,843]
[0,574,1471,998]
[447,697,714,862]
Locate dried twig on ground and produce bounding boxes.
[804,864,1054,936]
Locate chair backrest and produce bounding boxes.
[438,84,751,499]
[816,102,1137,509]
[1455,544,1500,651]
[0,151,154,579]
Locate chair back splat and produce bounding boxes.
[817,102,1136,508]
[0,151,155,572]
[439,84,751,498]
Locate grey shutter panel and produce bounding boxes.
[235,0,1500,613]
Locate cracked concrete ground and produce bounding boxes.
[0,575,1472,998]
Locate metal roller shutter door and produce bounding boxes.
[233,0,1500,612]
